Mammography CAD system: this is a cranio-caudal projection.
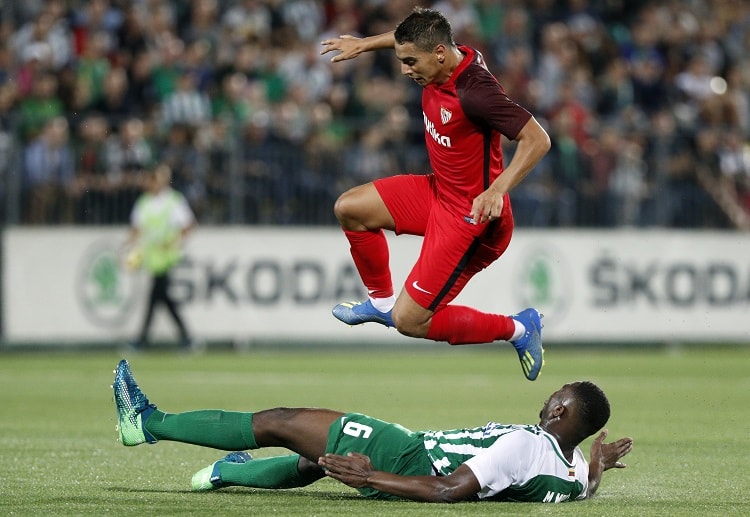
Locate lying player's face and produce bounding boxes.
[539,384,573,420]
[395,42,443,86]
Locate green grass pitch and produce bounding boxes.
[1,345,748,516]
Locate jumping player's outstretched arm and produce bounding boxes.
[319,452,481,503]
[320,31,396,62]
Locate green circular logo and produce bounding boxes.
[514,245,570,322]
[76,240,143,328]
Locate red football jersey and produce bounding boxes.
[421,46,532,213]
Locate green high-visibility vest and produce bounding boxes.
[135,191,184,275]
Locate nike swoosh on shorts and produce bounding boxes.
[412,280,432,295]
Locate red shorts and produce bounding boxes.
[374,174,514,312]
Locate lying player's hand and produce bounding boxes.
[320,35,362,62]
[590,429,633,471]
[318,452,374,488]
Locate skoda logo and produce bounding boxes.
[76,240,143,327]
[514,245,570,322]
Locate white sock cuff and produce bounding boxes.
[510,319,526,342]
[370,295,395,313]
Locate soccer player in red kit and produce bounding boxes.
[320,8,551,380]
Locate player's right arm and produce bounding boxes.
[320,31,396,62]
[319,452,481,502]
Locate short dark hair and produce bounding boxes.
[394,7,455,52]
[570,381,611,436]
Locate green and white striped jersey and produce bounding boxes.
[422,423,588,503]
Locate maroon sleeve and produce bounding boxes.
[456,67,532,140]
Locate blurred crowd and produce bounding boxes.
[1,0,749,228]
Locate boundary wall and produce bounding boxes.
[3,227,749,345]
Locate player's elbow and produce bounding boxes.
[531,123,551,156]
[524,117,551,156]
[539,129,551,154]
[426,479,475,503]
[433,489,467,503]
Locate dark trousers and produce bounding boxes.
[136,271,190,346]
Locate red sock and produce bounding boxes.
[344,228,393,298]
[426,305,515,345]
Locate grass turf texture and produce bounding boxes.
[0,346,748,516]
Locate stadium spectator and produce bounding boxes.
[722,64,750,137]
[608,136,648,227]
[546,107,584,226]
[277,43,333,104]
[595,57,634,123]
[160,122,207,220]
[90,66,132,131]
[0,81,16,224]
[0,0,746,229]
[69,0,123,59]
[534,22,573,113]
[105,117,154,223]
[718,131,750,211]
[201,119,234,224]
[113,358,633,502]
[180,0,222,51]
[221,0,273,46]
[431,0,480,43]
[665,126,719,228]
[8,2,72,73]
[496,43,536,115]
[22,116,75,224]
[16,71,65,142]
[159,67,212,131]
[123,49,157,117]
[322,7,549,381]
[114,4,148,69]
[74,30,113,111]
[71,114,111,223]
[579,124,620,227]
[211,72,254,128]
[618,11,668,116]
[342,125,398,186]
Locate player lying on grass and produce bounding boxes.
[113,359,632,503]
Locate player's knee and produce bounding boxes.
[392,311,428,338]
[333,191,357,226]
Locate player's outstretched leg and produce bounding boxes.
[332,299,394,327]
[192,451,253,491]
[112,359,158,446]
[510,308,545,381]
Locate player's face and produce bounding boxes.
[395,42,444,86]
[539,384,573,420]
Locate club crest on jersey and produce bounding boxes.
[440,106,452,125]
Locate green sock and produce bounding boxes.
[219,455,320,489]
[144,410,257,450]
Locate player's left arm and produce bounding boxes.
[585,429,633,498]
[490,116,551,193]
[464,71,551,224]
[319,452,481,502]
